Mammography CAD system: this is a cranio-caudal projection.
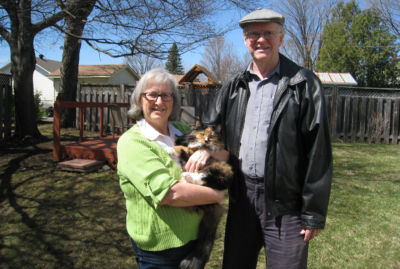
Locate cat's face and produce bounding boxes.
[188,122,223,151]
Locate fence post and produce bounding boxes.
[53,96,61,162]
[120,84,128,121]
[119,84,124,102]
[4,84,12,139]
[184,83,190,106]
[331,85,338,138]
[75,82,81,129]
[384,99,391,144]
[0,84,3,139]
[393,99,400,145]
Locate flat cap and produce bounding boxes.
[239,8,285,28]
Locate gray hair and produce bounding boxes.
[128,68,181,121]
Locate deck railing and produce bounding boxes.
[53,99,130,162]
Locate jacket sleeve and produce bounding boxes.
[299,72,333,229]
[203,80,230,127]
[203,79,241,200]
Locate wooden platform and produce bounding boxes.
[60,136,120,169]
[57,159,104,173]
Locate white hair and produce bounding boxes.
[128,68,181,121]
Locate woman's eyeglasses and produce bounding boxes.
[141,92,174,102]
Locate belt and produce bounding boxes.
[243,174,264,184]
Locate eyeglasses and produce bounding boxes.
[245,31,282,41]
[141,92,175,102]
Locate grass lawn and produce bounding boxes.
[1,122,399,268]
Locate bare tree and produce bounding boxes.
[276,0,336,70]
[124,54,163,75]
[0,0,90,138]
[0,0,259,138]
[201,36,249,83]
[366,0,400,38]
[69,0,259,59]
[59,0,97,128]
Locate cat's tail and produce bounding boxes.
[179,203,225,269]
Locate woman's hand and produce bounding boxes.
[185,149,229,172]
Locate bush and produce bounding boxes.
[34,92,44,120]
[2,91,44,122]
[1,89,15,122]
[368,112,389,143]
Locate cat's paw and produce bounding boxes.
[180,172,205,185]
[166,148,178,156]
[180,172,194,183]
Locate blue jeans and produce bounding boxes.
[130,238,196,269]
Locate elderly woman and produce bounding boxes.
[117,68,226,269]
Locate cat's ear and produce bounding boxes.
[195,120,202,129]
[215,125,222,133]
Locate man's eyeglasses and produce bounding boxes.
[141,92,175,102]
[245,31,282,41]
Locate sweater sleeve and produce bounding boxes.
[171,122,191,133]
[117,129,180,209]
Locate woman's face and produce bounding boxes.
[140,80,174,129]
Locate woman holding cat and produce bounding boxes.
[117,68,227,269]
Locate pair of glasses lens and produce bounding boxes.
[142,93,174,102]
[246,31,281,40]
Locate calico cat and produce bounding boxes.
[169,121,233,269]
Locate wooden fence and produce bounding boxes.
[324,86,400,144]
[181,83,221,121]
[74,82,400,145]
[75,83,135,132]
[74,82,220,132]
[0,74,13,140]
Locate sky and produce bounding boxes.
[0,13,249,72]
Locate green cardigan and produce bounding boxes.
[117,122,202,251]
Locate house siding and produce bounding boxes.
[34,67,56,107]
[53,77,109,99]
[109,68,137,84]
[1,65,11,74]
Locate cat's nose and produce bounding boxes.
[205,138,209,142]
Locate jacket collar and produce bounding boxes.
[238,53,305,85]
[278,53,305,85]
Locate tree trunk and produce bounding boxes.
[59,31,82,128]
[10,14,42,139]
[59,0,96,128]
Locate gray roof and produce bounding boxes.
[35,57,62,73]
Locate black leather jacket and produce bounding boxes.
[203,54,332,229]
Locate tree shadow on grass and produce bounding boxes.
[0,138,136,269]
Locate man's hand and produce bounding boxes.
[185,149,229,172]
[300,228,322,242]
[185,149,211,172]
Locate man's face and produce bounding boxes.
[243,21,284,65]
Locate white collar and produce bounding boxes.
[137,119,183,141]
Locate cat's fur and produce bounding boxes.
[168,121,233,269]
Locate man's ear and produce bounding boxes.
[279,33,284,46]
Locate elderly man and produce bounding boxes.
[188,8,333,269]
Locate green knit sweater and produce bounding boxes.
[117,122,202,251]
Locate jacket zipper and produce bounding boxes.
[264,78,291,218]
[236,78,250,157]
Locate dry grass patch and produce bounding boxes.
[1,124,400,268]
